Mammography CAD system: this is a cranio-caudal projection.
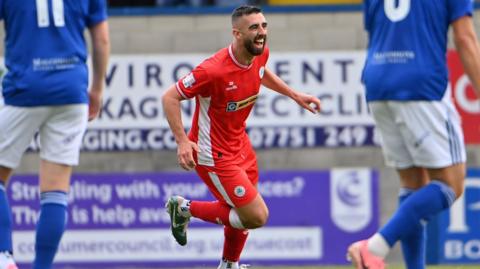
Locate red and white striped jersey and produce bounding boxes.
[176,44,269,167]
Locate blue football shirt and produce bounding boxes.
[363,0,473,101]
[0,0,107,106]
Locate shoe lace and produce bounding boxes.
[239,264,250,269]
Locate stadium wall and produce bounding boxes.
[5,10,480,264]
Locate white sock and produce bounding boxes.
[228,209,245,229]
[179,198,192,217]
[367,233,390,258]
[217,258,239,269]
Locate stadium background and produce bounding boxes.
[1,0,480,268]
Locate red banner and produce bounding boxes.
[447,50,480,144]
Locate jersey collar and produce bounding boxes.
[228,44,253,69]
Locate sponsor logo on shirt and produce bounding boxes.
[372,50,415,64]
[259,66,265,78]
[33,56,80,71]
[226,94,258,112]
[225,81,238,91]
[182,73,196,88]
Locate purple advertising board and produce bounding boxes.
[7,169,378,267]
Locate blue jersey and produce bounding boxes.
[363,0,473,101]
[0,0,107,106]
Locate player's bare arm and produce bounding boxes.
[453,16,480,98]
[88,21,110,121]
[261,67,321,113]
[162,85,200,171]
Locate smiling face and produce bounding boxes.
[241,13,267,56]
[232,7,268,56]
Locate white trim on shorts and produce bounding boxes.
[208,172,235,207]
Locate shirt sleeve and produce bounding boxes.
[448,0,473,23]
[87,0,108,27]
[175,65,211,99]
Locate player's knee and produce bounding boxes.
[0,166,13,183]
[453,183,464,200]
[441,179,464,202]
[447,176,465,200]
[243,209,269,229]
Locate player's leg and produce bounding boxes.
[34,161,71,269]
[365,167,430,269]
[186,150,267,230]
[217,227,249,269]
[396,167,429,269]
[235,148,267,228]
[33,104,88,269]
[348,101,400,268]
[350,101,465,269]
[186,169,266,229]
[166,147,268,266]
[218,180,260,267]
[0,166,17,269]
[373,100,465,259]
[0,167,14,258]
[216,147,263,269]
[372,163,463,264]
[0,106,46,269]
[166,165,263,246]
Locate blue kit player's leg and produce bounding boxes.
[398,188,426,269]
[379,180,455,252]
[348,102,465,269]
[33,191,68,269]
[0,181,13,254]
[0,179,18,269]
[34,105,88,269]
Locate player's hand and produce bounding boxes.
[177,140,201,171]
[294,92,321,114]
[88,89,103,121]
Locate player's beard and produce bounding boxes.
[244,34,267,56]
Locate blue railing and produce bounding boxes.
[109,3,480,16]
[109,4,358,16]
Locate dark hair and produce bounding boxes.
[231,5,262,25]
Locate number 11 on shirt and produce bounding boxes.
[36,0,65,28]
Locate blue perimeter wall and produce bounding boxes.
[109,3,480,16]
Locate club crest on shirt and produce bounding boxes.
[259,66,265,78]
[234,186,246,197]
[182,73,196,88]
[226,94,258,112]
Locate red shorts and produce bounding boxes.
[195,145,258,208]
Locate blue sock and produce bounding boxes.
[0,182,13,253]
[380,181,455,249]
[34,191,68,269]
[398,188,426,269]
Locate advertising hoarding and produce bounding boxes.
[8,168,378,267]
[427,169,480,264]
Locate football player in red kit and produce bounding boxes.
[162,5,321,269]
